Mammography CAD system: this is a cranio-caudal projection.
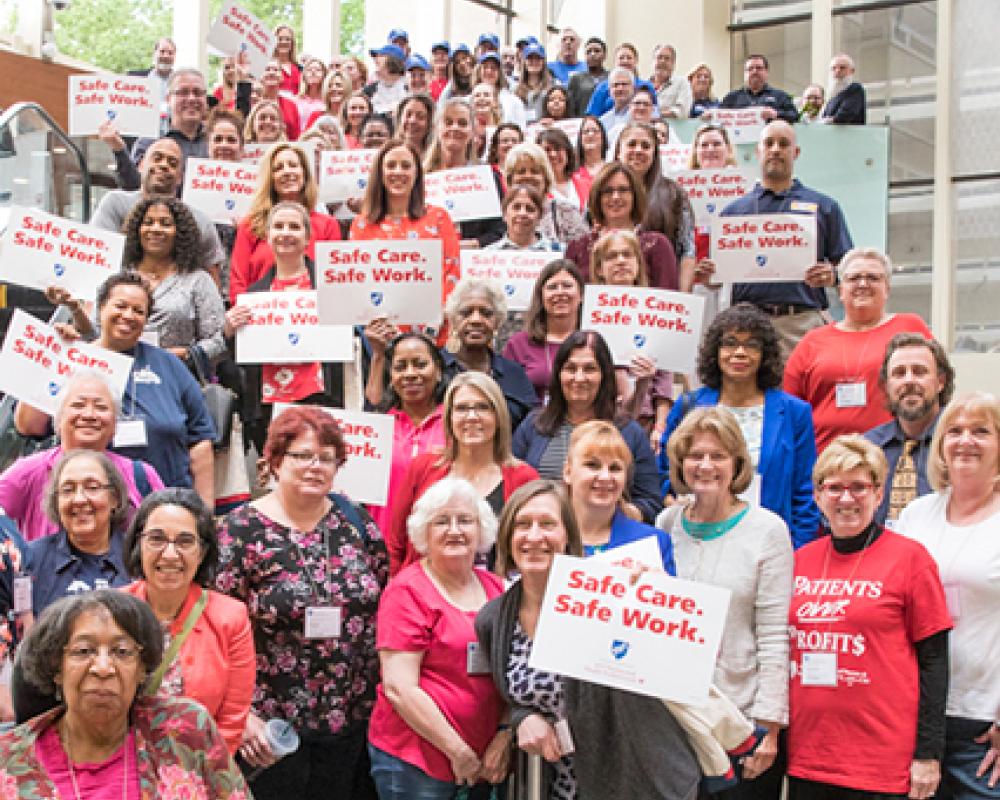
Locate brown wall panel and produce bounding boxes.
[0,49,95,129]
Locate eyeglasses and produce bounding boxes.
[453,402,494,418]
[430,513,479,531]
[172,88,207,99]
[600,185,633,197]
[141,531,202,553]
[284,450,339,468]
[819,481,877,499]
[58,482,112,500]
[719,337,763,352]
[64,642,143,665]
[842,272,886,286]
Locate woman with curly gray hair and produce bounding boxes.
[657,303,820,549]
[369,477,510,798]
[443,277,537,431]
[121,195,227,367]
[25,450,132,615]
[3,590,249,798]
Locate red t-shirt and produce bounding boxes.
[260,272,323,404]
[783,313,932,453]
[788,531,951,793]
[369,562,504,782]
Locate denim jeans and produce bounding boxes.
[938,717,1000,800]
[369,744,460,800]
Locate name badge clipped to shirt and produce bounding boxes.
[304,606,342,639]
[801,652,838,687]
[835,382,867,409]
[13,576,32,614]
[943,583,962,621]
[466,641,491,675]
[113,418,148,448]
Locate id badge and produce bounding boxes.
[801,652,838,687]
[835,382,866,408]
[113,418,148,448]
[944,583,962,620]
[13,576,32,614]
[304,606,342,639]
[554,718,576,755]
[466,641,490,675]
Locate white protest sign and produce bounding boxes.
[590,536,664,572]
[181,158,258,224]
[526,117,584,143]
[709,107,766,145]
[318,149,378,203]
[207,3,275,79]
[672,169,755,226]
[0,207,124,300]
[460,249,563,312]
[660,144,692,174]
[315,241,443,326]
[68,75,160,138]
[711,214,817,283]
[235,291,353,364]
[425,166,502,222]
[241,139,318,167]
[530,554,731,703]
[272,404,395,506]
[582,286,705,374]
[0,309,133,417]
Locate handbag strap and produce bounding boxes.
[145,588,209,696]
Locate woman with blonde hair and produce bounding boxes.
[273,24,301,93]
[688,62,719,118]
[229,142,340,301]
[503,141,588,245]
[243,99,286,145]
[898,392,1000,798]
[295,57,328,133]
[387,372,539,575]
[305,69,350,130]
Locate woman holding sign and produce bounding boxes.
[661,407,794,794]
[216,405,386,800]
[230,142,341,302]
[512,331,662,523]
[565,162,678,291]
[787,434,951,800]
[502,142,588,245]
[424,97,505,249]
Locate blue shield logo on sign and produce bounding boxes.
[53,263,66,277]
[633,334,646,348]
[756,255,768,268]
[48,381,61,397]
[106,109,117,121]
[611,640,630,660]
[504,284,516,296]
[370,292,384,307]
[287,333,300,345]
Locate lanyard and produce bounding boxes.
[291,528,333,604]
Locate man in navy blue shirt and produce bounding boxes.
[718,54,798,124]
[865,333,953,527]
[720,120,854,353]
[548,27,587,85]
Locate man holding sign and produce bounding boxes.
[718,55,798,124]
[720,121,853,355]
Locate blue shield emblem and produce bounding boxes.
[287,333,300,346]
[633,334,646,348]
[706,203,716,213]
[48,381,61,397]
[370,292,384,307]
[106,109,118,121]
[611,640,630,660]
[225,199,236,211]
[504,284,516,296]
[756,255,768,268]
[53,263,66,277]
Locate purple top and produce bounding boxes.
[615,366,674,422]
[0,446,164,541]
[502,333,563,407]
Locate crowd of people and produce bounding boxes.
[0,20,996,800]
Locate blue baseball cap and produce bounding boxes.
[406,54,430,72]
[431,41,451,54]
[477,33,500,50]
[516,35,539,48]
[388,29,409,43]
[370,43,406,60]
[452,43,471,57]
[522,43,545,60]
[477,52,501,65]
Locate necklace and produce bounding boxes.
[682,505,749,541]
[62,725,130,800]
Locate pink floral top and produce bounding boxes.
[215,500,388,734]
[0,696,248,800]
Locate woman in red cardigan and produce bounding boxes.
[229,142,340,302]
[388,372,538,576]
[122,489,255,754]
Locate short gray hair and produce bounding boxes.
[44,449,130,531]
[406,477,498,557]
[504,141,555,194]
[53,371,121,431]
[608,66,633,85]
[167,68,206,93]
[837,246,892,282]
[18,590,163,700]
[445,277,508,328]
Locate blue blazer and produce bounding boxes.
[600,511,676,575]
[657,387,819,549]
[513,413,663,524]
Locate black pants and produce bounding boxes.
[244,721,377,800]
[787,777,907,800]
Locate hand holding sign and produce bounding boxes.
[69,76,160,138]
[711,214,817,283]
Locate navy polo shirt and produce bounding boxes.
[719,84,798,124]
[864,414,938,526]
[721,179,853,308]
[112,341,217,489]
[440,349,538,433]
[26,530,129,615]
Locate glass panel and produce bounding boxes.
[731,0,812,26]
[730,19,812,100]
[884,183,932,320]
[952,178,1000,352]
[951,0,1000,176]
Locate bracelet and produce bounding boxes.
[497,723,511,732]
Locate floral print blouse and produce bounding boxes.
[215,501,388,734]
[0,696,249,800]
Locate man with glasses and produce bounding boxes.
[719,54,798,124]
[599,67,637,136]
[567,36,608,116]
[585,42,654,117]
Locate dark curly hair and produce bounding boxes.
[122,195,203,274]
[379,332,447,412]
[697,303,783,390]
